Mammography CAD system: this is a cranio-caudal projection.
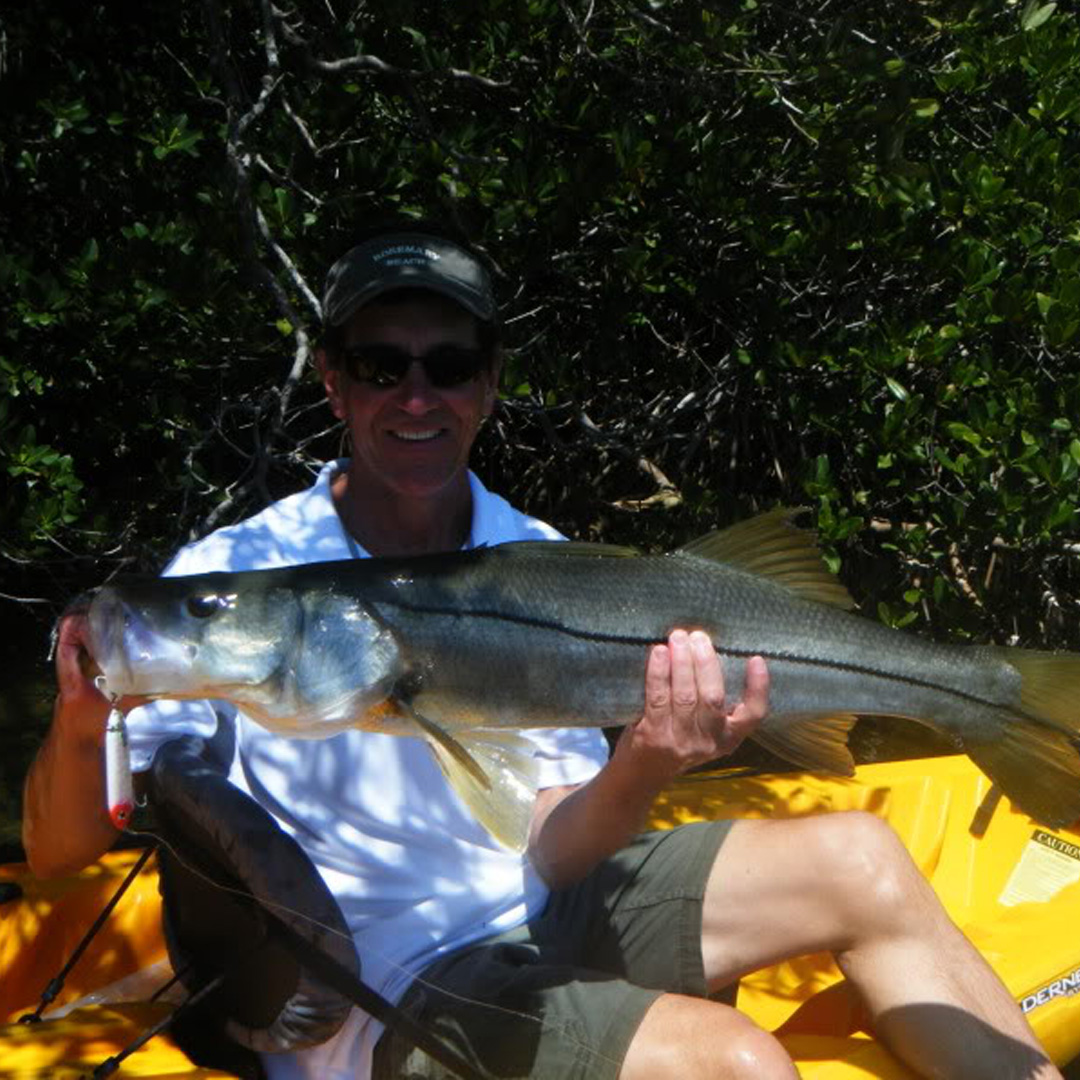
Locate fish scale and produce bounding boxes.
[363,547,1020,733]
[88,509,1080,848]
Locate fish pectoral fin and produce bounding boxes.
[676,508,856,611]
[751,713,857,775]
[965,722,1080,829]
[416,721,541,853]
[402,704,492,791]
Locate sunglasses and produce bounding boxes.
[340,343,490,389]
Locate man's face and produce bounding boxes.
[321,292,500,502]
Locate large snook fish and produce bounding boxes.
[87,510,1080,850]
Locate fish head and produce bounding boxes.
[87,568,407,737]
[87,572,302,704]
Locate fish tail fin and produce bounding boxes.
[967,649,1080,828]
[421,725,540,852]
[998,648,1080,737]
[966,725,1080,829]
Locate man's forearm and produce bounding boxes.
[527,752,670,891]
[23,697,119,878]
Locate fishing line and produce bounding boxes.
[85,687,626,1071]
[141,825,627,1074]
[91,969,229,1079]
[19,844,157,1025]
[64,829,492,1080]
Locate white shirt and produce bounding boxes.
[125,461,609,1079]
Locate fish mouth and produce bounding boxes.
[88,588,197,698]
[87,588,131,693]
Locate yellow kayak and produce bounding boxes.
[653,754,1080,1076]
[3,755,1079,1077]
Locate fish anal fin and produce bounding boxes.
[420,724,541,852]
[752,713,858,776]
[677,508,856,611]
[966,723,1080,829]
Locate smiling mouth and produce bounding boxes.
[391,429,444,442]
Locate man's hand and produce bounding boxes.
[54,611,150,724]
[23,612,150,878]
[528,631,768,889]
[613,630,768,786]
[54,612,112,730]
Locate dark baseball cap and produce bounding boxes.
[321,232,497,327]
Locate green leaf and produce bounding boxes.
[946,422,982,447]
[1047,500,1076,529]
[1021,1,1057,31]
[885,376,909,401]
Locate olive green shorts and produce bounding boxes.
[372,819,733,1080]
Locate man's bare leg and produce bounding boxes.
[698,811,1060,1080]
[619,993,799,1080]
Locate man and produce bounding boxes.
[24,224,1061,1080]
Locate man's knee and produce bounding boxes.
[620,994,798,1080]
[809,811,937,939]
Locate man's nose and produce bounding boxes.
[395,361,440,410]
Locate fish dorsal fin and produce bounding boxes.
[677,508,855,610]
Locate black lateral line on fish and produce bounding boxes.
[377,599,1015,716]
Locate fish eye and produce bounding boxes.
[185,593,234,619]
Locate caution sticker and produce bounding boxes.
[999,830,1080,908]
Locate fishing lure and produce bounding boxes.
[97,676,134,830]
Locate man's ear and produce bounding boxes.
[317,347,347,421]
[483,347,503,417]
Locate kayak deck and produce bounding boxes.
[3,755,1078,1077]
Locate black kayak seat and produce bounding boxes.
[141,731,360,1075]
